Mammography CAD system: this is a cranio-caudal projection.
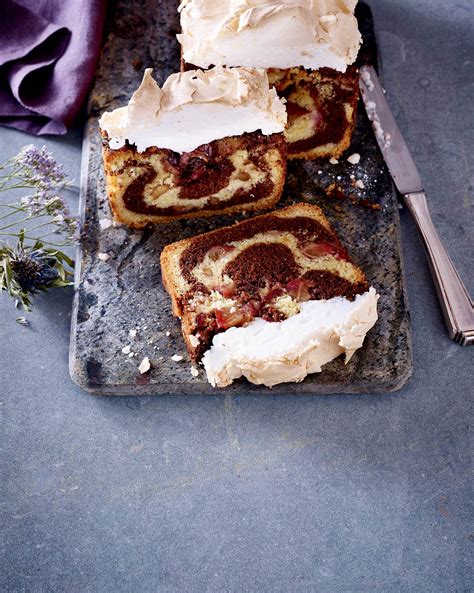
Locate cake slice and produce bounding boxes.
[99,67,287,227]
[161,203,379,387]
[178,0,362,160]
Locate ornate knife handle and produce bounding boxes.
[404,191,474,345]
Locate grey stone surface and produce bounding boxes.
[71,1,412,395]
[0,0,472,592]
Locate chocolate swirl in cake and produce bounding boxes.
[161,205,371,363]
[172,209,368,359]
[101,131,286,224]
[180,215,342,275]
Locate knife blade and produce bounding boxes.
[359,65,473,345]
[359,65,423,195]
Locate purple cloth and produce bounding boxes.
[0,0,106,135]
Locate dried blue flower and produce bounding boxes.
[15,144,66,191]
[10,249,59,292]
[0,235,74,311]
[52,212,80,240]
[20,191,49,216]
[0,145,77,312]
[44,195,67,215]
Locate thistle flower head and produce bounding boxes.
[10,249,59,292]
[0,236,74,311]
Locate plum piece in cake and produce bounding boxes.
[99,67,287,227]
[160,203,379,387]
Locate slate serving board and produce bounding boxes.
[69,1,413,395]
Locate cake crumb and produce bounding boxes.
[361,69,374,91]
[355,179,365,189]
[128,352,134,358]
[16,316,30,326]
[122,345,131,354]
[329,157,339,165]
[139,357,151,374]
[99,218,113,230]
[274,294,300,318]
[129,329,137,338]
[189,334,200,348]
[364,100,391,149]
[190,366,199,378]
[347,153,361,165]
[98,252,110,262]
[171,354,184,362]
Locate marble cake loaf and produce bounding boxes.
[160,203,379,388]
[267,66,359,160]
[99,67,287,227]
[178,0,362,160]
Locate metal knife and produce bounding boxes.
[359,65,473,346]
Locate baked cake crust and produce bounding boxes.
[161,203,368,361]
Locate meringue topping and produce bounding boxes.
[99,67,287,153]
[202,287,379,388]
[178,0,361,72]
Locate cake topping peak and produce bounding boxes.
[178,0,361,72]
[99,67,287,153]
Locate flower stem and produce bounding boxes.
[37,238,72,247]
[0,215,49,232]
[21,220,52,233]
[0,206,24,221]
[37,230,69,242]
[0,231,29,238]
[0,183,36,191]
[0,231,70,248]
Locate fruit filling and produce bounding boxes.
[183,235,366,358]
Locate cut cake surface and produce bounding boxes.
[102,131,287,227]
[161,203,369,361]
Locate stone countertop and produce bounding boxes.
[1,1,472,591]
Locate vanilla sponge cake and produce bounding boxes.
[161,203,379,387]
[99,67,287,226]
[178,0,362,160]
